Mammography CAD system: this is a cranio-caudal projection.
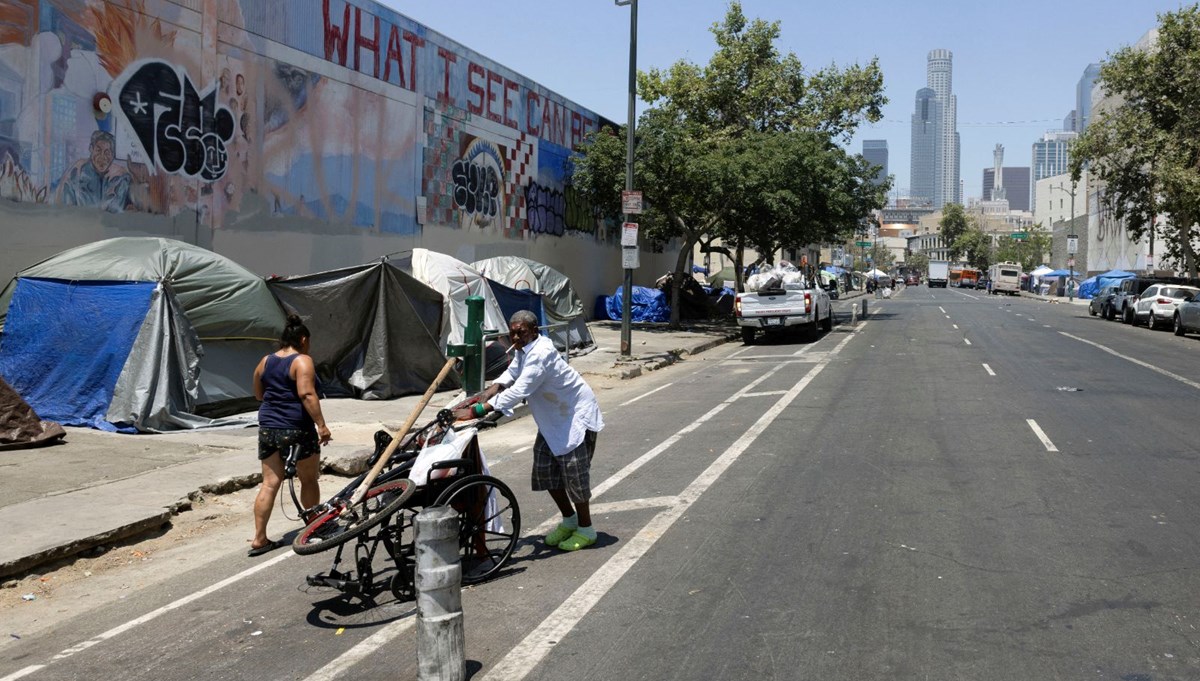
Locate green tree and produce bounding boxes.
[938,204,971,260]
[954,228,993,271]
[570,2,887,326]
[1071,5,1200,276]
[905,251,929,277]
[995,231,1052,273]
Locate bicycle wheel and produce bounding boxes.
[433,475,520,584]
[292,478,417,556]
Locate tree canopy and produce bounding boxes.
[1070,4,1200,275]
[938,204,971,261]
[569,1,888,325]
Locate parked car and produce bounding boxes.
[1112,277,1191,323]
[1131,284,1200,329]
[975,277,990,291]
[1174,297,1200,336]
[1089,284,1121,318]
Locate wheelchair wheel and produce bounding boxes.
[433,475,521,584]
[292,478,416,556]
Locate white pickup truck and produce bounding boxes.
[735,279,832,344]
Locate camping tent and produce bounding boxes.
[267,261,455,399]
[1080,269,1135,299]
[403,249,508,352]
[471,256,595,351]
[0,374,65,449]
[604,285,670,322]
[0,238,285,431]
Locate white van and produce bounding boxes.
[988,262,1022,295]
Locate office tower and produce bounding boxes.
[982,167,1032,212]
[910,88,939,206]
[991,145,1006,202]
[1031,130,1077,208]
[1063,110,1076,132]
[1076,63,1101,131]
[862,140,888,186]
[927,49,960,207]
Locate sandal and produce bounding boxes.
[544,524,575,547]
[557,531,596,552]
[247,540,280,557]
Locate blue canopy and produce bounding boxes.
[824,265,848,274]
[1082,269,1136,300]
[1043,269,1078,278]
[604,285,670,323]
[485,277,545,329]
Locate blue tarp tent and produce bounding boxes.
[1077,276,1099,299]
[604,285,670,323]
[1080,269,1135,300]
[486,277,545,329]
[1043,269,1078,278]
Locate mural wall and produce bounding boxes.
[0,0,661,306]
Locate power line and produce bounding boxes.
[866,118,1065,128]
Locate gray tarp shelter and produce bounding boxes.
[472,256,595,351]
[267,261,456,399]
[0,237,286,430]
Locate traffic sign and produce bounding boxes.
[621,222,639,246]
[856,241,872,247]
[1011,232,1028,241]
[1067,257,1075,268]
[1067,234,1078,254]
[621,190,643,214]
[621,245,640,269]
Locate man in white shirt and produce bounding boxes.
[454,310,604,551]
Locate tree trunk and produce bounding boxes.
[734,243,745,293]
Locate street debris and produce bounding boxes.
[21,594,35,601]
[1056,386,1081,392]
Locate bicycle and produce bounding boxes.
[284,404,521,600]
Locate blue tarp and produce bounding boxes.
[1077,276,1099,299]
[604,285,670,322]
[824,265,848,275]
[486,278,545,330]
[0,278,155,432]
[1043,269,1078,278]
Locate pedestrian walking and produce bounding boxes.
[248,314,331,556]
[454,310,604,552]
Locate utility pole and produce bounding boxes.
[616,0,637,358]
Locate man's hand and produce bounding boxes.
[451,407,474,422]
[484,383,504,400]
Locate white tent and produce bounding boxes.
[407,249,508,352]
[472,256,595,351]
[866,268,889,278]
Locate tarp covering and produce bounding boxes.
[0,237,286,415]
[267,261,455,399]
[1081,269,1136,299]
[472,256,595,351]
[0,368,65,449]
[0,279,224,432]
[487,278,545,329]
[604,285,670,323]
[406,249,508,352]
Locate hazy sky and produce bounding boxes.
[387,0,1191,201]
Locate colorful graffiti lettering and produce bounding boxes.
[525,181,596,236]
[115,60,235,181]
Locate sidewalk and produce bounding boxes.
[0,318,744,580]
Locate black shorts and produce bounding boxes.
[258,427,320,461]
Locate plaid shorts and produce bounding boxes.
[531,430,598,503]
[258,427,320,462]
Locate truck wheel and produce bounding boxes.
[741,327,756,345]
[820,310,833,332]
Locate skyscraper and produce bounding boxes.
[927,49,960,207]
[862,140,888,186]
[910,88,939,206]
[1031,130,1077,208]
[1076,63,1101,131]
[983,167,1032,212]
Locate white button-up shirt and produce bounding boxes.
[489,335,603,455]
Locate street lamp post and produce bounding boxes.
[1052,181,1079,302]
[616,0,637,357]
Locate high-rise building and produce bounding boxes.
[862,140,888,186]
[982,167,1032,212]
[1063,110,1076,132]
[910,88,939,206]
[927,49,960,207]
[1076,63,1101,131]
[1031,130,1077,209]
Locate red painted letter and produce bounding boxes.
[402,31,424,92]
[385,25,405,86]
[570,110,582,148]
[486,70,503,123]
[353,8,380,78]
[467,62,485,115]
[437,47,457,105]
[503,78,520,128]
[323,0,350,66]
[527,91,541,135]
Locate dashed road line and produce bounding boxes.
[1027,419,1059,452]
[982,363,995,376]
[964,338,972,346]
[618,382,673,407]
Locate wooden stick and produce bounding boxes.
[347,357,457,506]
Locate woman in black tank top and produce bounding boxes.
[248,314,332,556]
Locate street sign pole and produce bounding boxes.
[618,0,637,358]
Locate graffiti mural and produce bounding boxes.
[452,138,504,228]
[56,129,130,211]
[114,60,235,182]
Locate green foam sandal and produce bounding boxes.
[557,531,596,552]
[544,524,575,547]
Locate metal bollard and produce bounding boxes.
[861,299,868,319]
[416,506,465,681]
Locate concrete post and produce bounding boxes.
[416,506,464,681]
[861,299,868,319]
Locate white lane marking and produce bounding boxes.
[939,306,947,314]
[0,666,44,681]
[952,324,959,329]
[304,614,416,681]
[1027,419,1059,452]
[590,496,680,514]
[727,345,752,359]
[982,363,996,376]
[724,356,814,364]
[952,289,980,300]
[740,390,788,398]
[1061,332,1200,391]
[481,325,855,681]
[511,445,532,454]
[25,551,294,671]
[945,315,951,319]
[618,382,673,407]
[964,338,972,345]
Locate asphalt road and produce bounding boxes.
[4,286,1199,681]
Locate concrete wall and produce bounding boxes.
[0,0,673,309]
